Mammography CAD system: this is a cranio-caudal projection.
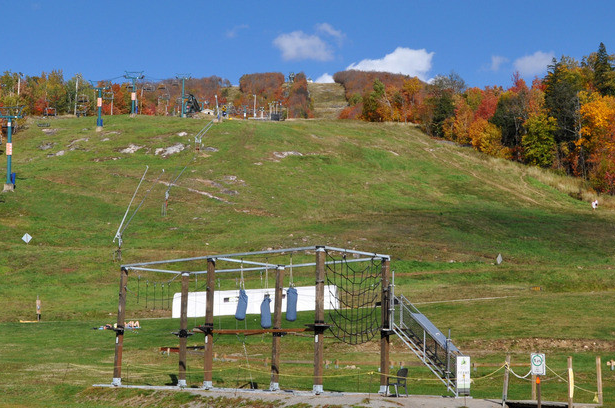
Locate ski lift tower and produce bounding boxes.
[175,74,190,118]
[1,105,25,192]
[123,71,144,116]
[90,81,110,131]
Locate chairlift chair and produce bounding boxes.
[143,83,155,92]
[43,107,57,117]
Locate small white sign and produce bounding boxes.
[531,353,546,376]
[6,142,12,156]
[22,233,32,244]
[456,356,471,393]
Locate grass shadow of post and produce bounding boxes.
[166,374,178,386]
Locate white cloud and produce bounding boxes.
[273,31,333,61]
[315,73,334,83]
[226,24,249,38]
[514,51,555,77]
[316,23,345,45]
[346,47,434,81]
[489,55,509,72]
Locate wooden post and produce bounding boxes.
[537,375,541,408]
[203,258,215,389]
[178,272,190,388]
[112,267,128,386]
[313,246,325,394]
[597,356,603,405]
[270,266,284,391]
[379,257,390,395]
[502,355,511,406]
[36,295,41,322]
[567,356,574,408]
[532,375,536,400]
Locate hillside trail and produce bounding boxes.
[308,82,347,119]
[415,135,553,207]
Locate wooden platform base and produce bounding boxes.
[192,327,309,336]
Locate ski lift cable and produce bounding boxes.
[114,166,149,244]
[166,164,188,195]
[120,168,166,236]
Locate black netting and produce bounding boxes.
[325,250,382,345]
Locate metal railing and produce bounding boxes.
[391,293,464,396]
[194,120,214,150]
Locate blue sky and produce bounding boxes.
[3,0,615,88]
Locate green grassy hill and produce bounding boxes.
[1,115,614,407]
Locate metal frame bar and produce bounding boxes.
[125,256,385,276]
[121,246,389,271]
[114,245,392,391]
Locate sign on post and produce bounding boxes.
[6,142,12,156]
[531,353,546,376]
[456,356,471,395]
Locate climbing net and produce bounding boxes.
[325,250,382,345]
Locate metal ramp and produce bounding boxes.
[391,293,466,396]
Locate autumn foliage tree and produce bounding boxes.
[286,72,313,119]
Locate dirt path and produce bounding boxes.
[95,384,503,407]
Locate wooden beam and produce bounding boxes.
[270,266,284,390]
[502,355,511,406]
[193,327,308,335]
[597,356,603,405]
[112,267,128,386]
[313,246,325,394]
[178,272,189,387]
[203,258,215,389]
[380,258,390,394]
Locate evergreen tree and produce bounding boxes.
[543,57,583,144]
[593,42,615,96]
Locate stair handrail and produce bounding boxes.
[392,293,463,395]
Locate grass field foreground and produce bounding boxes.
[1,115,614,406]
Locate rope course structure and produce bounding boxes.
[110,246,393,394]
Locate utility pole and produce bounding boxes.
[176,74,190,118]
[215,94,219,120]
[90,81,110,131]
[1,106,25,192]
[74,75,80,116]
[17,73,22,96]
[123,71,144,116]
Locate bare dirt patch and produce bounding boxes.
[463,337,615,354]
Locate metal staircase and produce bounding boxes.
[390,293,466,396]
